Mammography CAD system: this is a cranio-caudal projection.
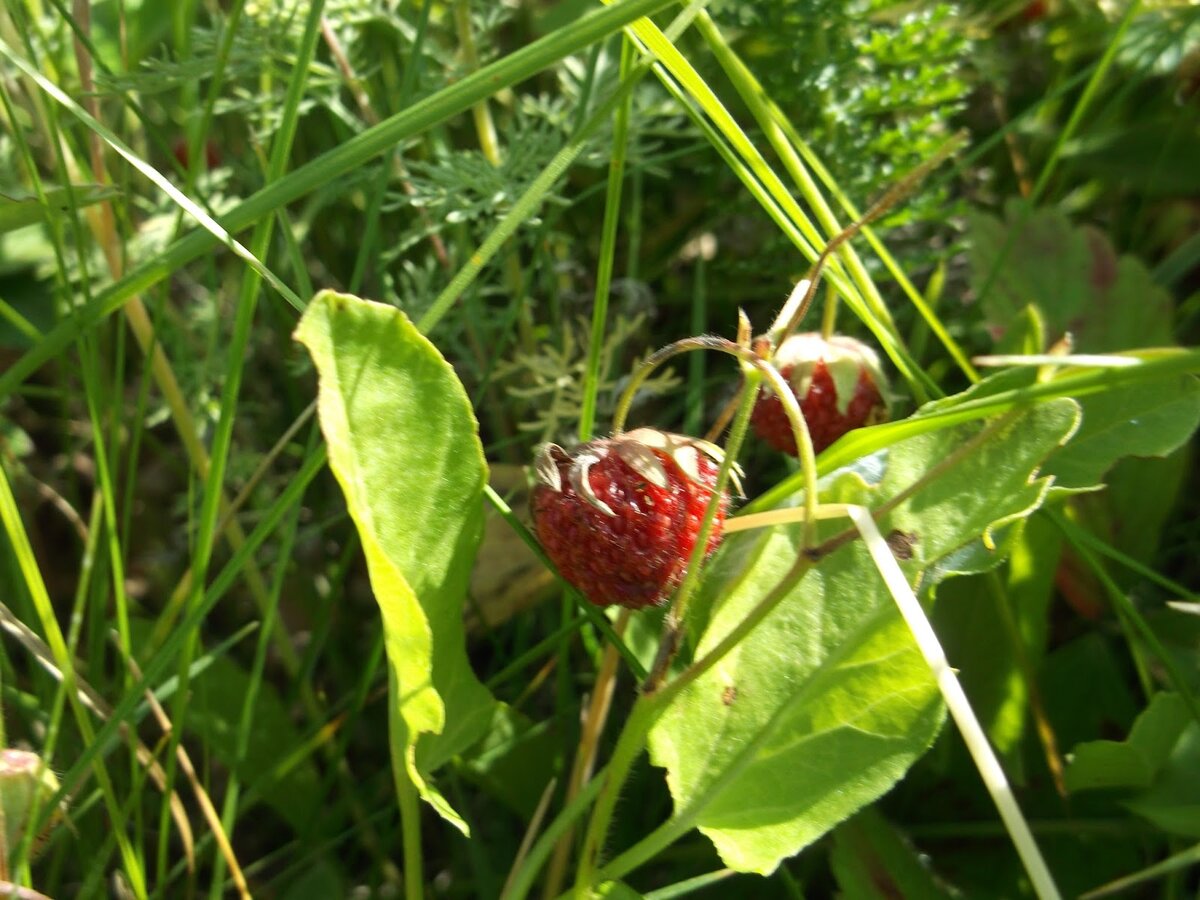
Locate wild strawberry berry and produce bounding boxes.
[531,428,739,609]
[752,333,889,456]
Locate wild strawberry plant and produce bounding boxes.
[0,0,1198,898]
[294,266,1197,898]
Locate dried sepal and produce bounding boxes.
[777,333,889,416]
[568,450,615,516]
[537,428,744,519]
[534,443,566,492]
[621,429,743,490]
[614,441,670,489]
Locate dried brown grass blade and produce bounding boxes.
[120,651,250,900]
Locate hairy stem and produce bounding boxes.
[644,374,760,691]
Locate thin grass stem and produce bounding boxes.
[578,35,636,442]
[845,505,1061,900]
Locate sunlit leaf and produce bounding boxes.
[648,401,1078,873]
[295,291,496,832]
[1043,375,1200,490]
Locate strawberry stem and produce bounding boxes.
[577,548,820,892]
[615,333,822,550]
[541,609,631,898]
[643,372,760,691]
[820,281,838,340]
[762,132,968,350]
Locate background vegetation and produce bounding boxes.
[0,0,1198,896]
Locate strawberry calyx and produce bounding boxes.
[774,333,889,417]
[751,332,891,457]
[534,428,743,515]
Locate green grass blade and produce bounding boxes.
[578,36,635,442]
[0,0,678,403]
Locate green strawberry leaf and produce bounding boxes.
[1123,727,1200,838]
[295,291,496,833]
[648,400,1078,874]
[1042,375,1200,490]
[1066,692,1200,838]
[967,201,1173,353]
[1065,692,1190,793]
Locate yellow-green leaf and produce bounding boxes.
[295,291,495,833]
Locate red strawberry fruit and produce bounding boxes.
[752,332,889,456]
[531,428,738,609]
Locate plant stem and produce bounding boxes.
[1053,511,1200,727]
[540,611,630,898]
[644,373,760,690]
[612,335,819,548]
[454,0,502,166]
[502,776,607,900]
[820,282,838,340]
[573,697,658,891]
[391,667,424,899]
[576,529,827,890]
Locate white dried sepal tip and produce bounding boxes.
[621,429,745,498]
[534,444,565,492]
[615,441,670,489]
[568,450,615,516]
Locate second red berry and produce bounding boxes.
[751,333,889,456]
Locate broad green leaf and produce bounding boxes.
[1065,693,1190,793]
[964,204,1200,494]
[1043,376,1200,490]
[968,202,1173,353]
[295,291,495,832]
[829,809,956,899]
[1067,693,1200,838]
[880,402,1079,573]
[0,185,120,234]
[649,401,1079,874]
[1124,727,1200,838]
